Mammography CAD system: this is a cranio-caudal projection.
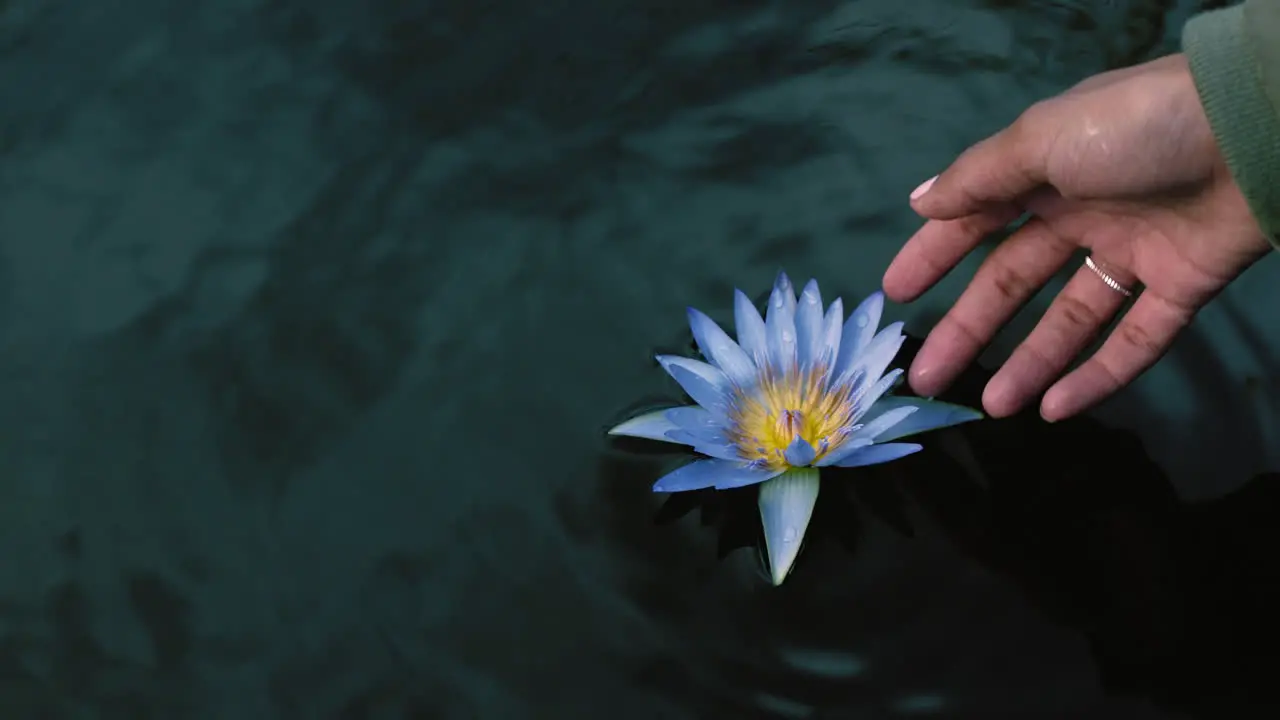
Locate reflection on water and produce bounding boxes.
[0,0,1275,717]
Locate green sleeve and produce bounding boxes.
[1183,0,1280,249]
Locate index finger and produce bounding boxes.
[882,205,1022,302]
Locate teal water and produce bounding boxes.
[2,0,1278,717]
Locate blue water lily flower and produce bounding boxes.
[609,272,983,585]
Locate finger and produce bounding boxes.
[1040,292,1195,421]
[909,218,1076,396]
[982,257,1137,417]
[909,107,1054,221]
[882,205,1024,302]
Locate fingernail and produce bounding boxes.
[910,175,937,200]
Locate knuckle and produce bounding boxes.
[1055,294,1101,330]
[1019,339,1058,370]
[1010,101,1049,145]
[1008,101,1058,175]
[1092,357,1126,393]
[986,259,1036,303]
[1116,320,1163,356]
[944,311,987,349]
[948,213,1001,246]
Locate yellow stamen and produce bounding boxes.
[726,364,858,470]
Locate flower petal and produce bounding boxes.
[814,437,873,467]
[859,397,985,442]
[734,290,769,366]
[773,271,798,316]
[716,465,785,489]
[839,320,911,389]
[766,274,798,374]
[852,368,904,419]
[858,322,906,382]
[608,408,686,443]
[851,404,917,442]
[653,459,757,492]
[664,432,744,461]
[664,424,726,445]
[656,355,733,415]
[829,442,922,468]
[834,291,884,377]
[664,405,721,434]
[663,408,737,453]
[607,406,745,463]
[687,307,757,388]
[818,298,843,369]
[649,458,783,492]
[783,435,817,467]
[795,279,825,369]
[758,468,821,585]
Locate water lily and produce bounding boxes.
[610,272,983,585]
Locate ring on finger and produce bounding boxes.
[1084,254,1136,297]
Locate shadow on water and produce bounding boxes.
[598,308,1280,717]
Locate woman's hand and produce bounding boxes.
[884,54,1272,421]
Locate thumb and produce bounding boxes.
[909,115,1051,220]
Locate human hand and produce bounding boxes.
[883,53,1272,421]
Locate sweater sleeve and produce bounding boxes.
[1183,0,1280,249]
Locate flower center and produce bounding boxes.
[727,365,858,469]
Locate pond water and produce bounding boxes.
[1,0,1277,717]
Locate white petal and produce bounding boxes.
[656,355,734,416]
[766,278,798,375]
[818,298,843,368]
[795,279,824,368]
[734,290,769,365]
[758,467,821,586]
[858,397,984,442]
[687,308,758,388]
[834,291,884,377]
[608,408,682,442]
[840,322,905,390]
[851,405,917,441]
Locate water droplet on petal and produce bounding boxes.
[783,527,798,542]
[856,314,869,328]
[782,329,794,343]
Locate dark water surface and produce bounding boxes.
[3,0,1279,717]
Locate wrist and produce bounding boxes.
[1184,5,1280,249]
